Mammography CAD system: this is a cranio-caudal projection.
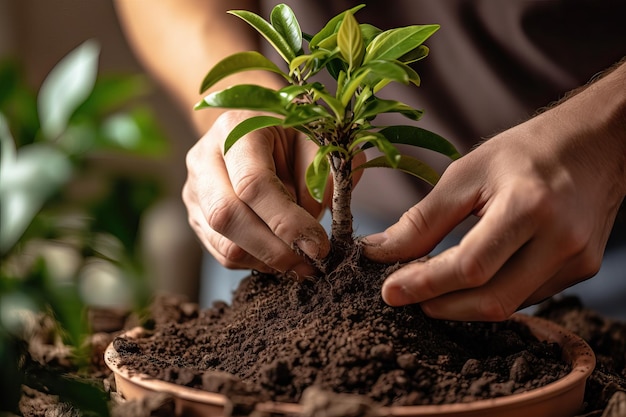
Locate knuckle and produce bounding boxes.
[457,254,490,288]
[221,244,249,268]
[233,171,273,203]
[561,226,592,257]
[476,294,514,322]
[212,235,249,268]
[205,197,238,235]
[402,206,431,238]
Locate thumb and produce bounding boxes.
[363,166,476,263]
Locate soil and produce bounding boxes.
[9,259,626,417]
[109,255,620,415]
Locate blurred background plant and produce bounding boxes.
[0,39,168,414]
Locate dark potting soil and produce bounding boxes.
[114,256,571,409]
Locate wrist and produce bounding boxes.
[549,60,626,195]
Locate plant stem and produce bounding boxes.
[329,153,354,256]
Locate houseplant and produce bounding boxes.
[1,39,167,415]
[105,4,598,416]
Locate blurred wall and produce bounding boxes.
[0,0,203,301]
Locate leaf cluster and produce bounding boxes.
[196,4,460,201]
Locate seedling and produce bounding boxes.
[196,4,460,263]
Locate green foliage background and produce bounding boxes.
[0,40,168,414]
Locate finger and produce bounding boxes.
[417,236,568,321]
[381,183,545,311]
[224,128,330,261]
[183,184,276,272]
[185,136,318,277]
[363,159,479,263]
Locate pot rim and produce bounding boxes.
[104,313,595,416]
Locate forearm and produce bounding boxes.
[539,58,626,196]
[114,0,284,134]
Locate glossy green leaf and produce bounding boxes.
[38,39,100,140]
[395,61,421,86]
[305,147,336,202]
[361,60,410,86]
[200,51,288,93]
[357,98,423,121]
[339,69,371,107]
[364,25,439,63]
[283,104,331,128]
[224,115,284,154]
[376,125,462,160]
[270,4,302,55]
[337,11,364,71]
[309,85,345,120]
[229,10,295,62]
[354,133,401,168]
[354,155,440,186]
[360,24,382,46]
[399,45,430,64]
[309,4,366,49]
[195,84,290,115]
[278,84,307,102]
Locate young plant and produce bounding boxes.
[196,4,461,262]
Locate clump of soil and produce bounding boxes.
[114,255,570,409]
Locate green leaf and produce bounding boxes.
[361,60,410,87]
[339,69,371,107]
[195,84,290,115]
[74,74,151,118]
[0,112,16,173]
[305,148,333,202]
[337,11,364,71]
[399,44,430,64]
[353,133,401,168]
[270,4,303,55]
[38,39,100,139]
[354,155,440,186]
[0,142,72,254]
[376,125,462,160]
[223,115,284,154]
[309,85,346,120]
[99,107,169,156]
[278,84,308,102]
[309,4,366,49]
[364,25,439,63]
[360,24,382,46]
[229,10,295,62]
[283,104,331,129]
[200,51,288,93]
[357,98,423,121]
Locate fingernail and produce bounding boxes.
[363,232,387,246]
[382,278,417,306]
[295,238,322,259]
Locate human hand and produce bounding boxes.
[363,68,626,321]
[182,110,331,278]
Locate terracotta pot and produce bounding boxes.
[105,314,595,417]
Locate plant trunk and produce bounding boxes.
[329,154,354,257]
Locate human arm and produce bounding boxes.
[364,59,626,321]
[114,0,330,276]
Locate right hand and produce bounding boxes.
[182,110,331,278]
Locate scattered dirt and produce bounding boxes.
[9,258,626,416]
